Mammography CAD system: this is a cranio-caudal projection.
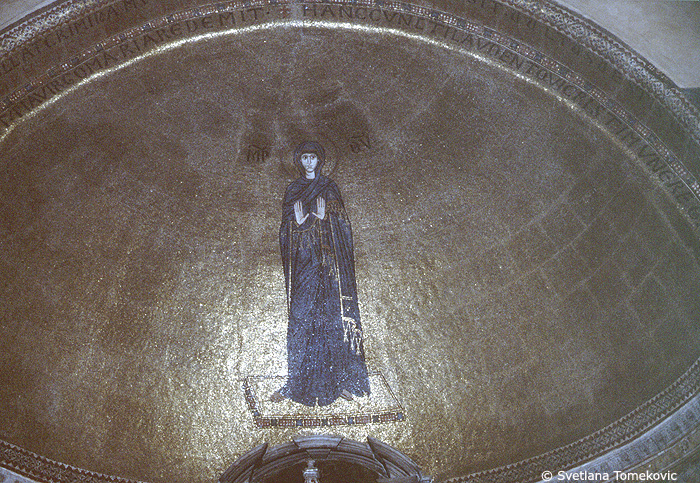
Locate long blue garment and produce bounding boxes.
[279,175,370,406]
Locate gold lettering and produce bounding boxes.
[218,12,236,26]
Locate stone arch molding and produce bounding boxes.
[219,435,432,483]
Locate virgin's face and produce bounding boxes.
[300,152,319,176]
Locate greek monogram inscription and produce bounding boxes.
[349,133,371,153]
[246,145,270,164]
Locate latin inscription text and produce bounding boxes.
[1,1,696,224]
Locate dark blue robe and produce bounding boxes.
[279,175,370,406]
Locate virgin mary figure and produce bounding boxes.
[272,141,370,406]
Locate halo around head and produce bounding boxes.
[293,141,326,176]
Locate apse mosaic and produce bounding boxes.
[1,0,700,482]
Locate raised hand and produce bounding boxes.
[294,200,309,225]
[313,196,326,220]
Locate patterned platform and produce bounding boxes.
[243,372,405,428]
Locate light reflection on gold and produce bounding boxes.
[1,18,507,147]
[0,8,699,483]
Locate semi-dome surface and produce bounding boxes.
[1,1,699,482]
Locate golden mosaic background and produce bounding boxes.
[1,1,700,482]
